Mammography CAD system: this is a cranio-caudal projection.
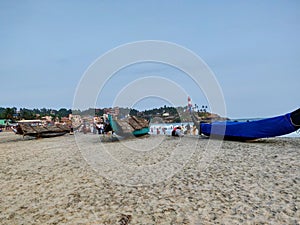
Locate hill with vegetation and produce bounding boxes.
[0,105,225,123]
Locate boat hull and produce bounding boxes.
[26,131,68,138]
[16,123,71,138]
[132,127,150,137]
[108,115,150,138]
[200,109,300,141]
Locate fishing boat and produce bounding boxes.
[108,114,150,137]
[199,108,300,141]
[14,120,71,138]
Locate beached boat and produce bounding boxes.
[14,120,71,138]
[108,115,150,137]
[199,108,300,141]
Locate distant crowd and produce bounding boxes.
[150,123,198,136]
[79,115,113,135]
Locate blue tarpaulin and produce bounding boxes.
[200,110,300,140]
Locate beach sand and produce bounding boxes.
[0,132,299,224]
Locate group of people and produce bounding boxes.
[94,117,113,135]
[171,124,198,136]
[81,115,113,135]
[171,126,184,137]
[150,123,198,137]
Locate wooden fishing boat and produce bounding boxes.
[14,120,71,138]
[199,108,300,141]
[108,114,150,137]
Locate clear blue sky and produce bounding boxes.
[1,0,299,118]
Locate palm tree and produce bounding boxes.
[3,108,14,120]
[194,104,198,111]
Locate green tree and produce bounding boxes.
[58,108,72,118]
[3,108,14,119]
[20,108,35,120]
[0,107,6,118]
[129,108,139,116]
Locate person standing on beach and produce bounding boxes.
[96,118,105,134]
[192,125,197,135]
[5,120,9,130]
[186,123,191,135]
[83,123,87,134]
[104,120,113,135]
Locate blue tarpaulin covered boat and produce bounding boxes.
[200,108,300,141]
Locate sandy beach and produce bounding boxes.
[0,132,299,224]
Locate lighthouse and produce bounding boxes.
[188,96,192,112]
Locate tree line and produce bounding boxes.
[0,107,138,120]
[0,107,72,121]
[0,105,209,121]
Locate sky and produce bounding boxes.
[0,0,299,118]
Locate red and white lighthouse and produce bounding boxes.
[188,96,192,112]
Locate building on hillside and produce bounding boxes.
[60,117,71,124]
[69,114,82,128]
[162,112,170,117]
[104,107,119,116]
[42,115,53,123]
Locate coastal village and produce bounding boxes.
[0,105,226,133]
